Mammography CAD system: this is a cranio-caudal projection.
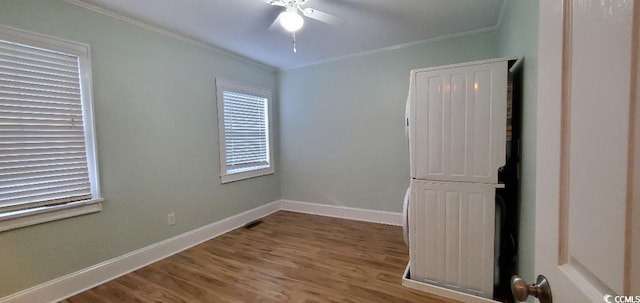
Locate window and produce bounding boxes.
[0,26,101,232]
[216,79,274,183]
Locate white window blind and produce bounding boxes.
[216,79,273,183]
[0,26,101,229]
[223,91,269,172]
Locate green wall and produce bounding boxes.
[278,31,499,212]
[497,0,539,289]
[0,0,279,297]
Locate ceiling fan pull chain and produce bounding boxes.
[292,32,297,53]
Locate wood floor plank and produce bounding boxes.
[60,211,458,303]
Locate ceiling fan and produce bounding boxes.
[266,0,341,52]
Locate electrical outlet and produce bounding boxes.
[168,213,176,226]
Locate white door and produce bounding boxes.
[409,59,507,184]
[409,179,495,299]
[533,1,639,302]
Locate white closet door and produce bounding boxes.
[409,60,507,183]
[408,179,495,299]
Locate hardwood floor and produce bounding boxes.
[61,211,457,303]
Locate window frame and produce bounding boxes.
[216,78,274,183]
[0,25,102,232]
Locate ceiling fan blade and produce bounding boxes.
[302,7,343,25]
[268,14,283,31]
[267,0,287,7]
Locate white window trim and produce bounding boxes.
[0,25,102,232]
[216,78,274,183]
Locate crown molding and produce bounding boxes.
[62,0,277,72]
[282,25,499,71]
[495,0,509,30]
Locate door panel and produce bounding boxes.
[409,180,495,298]
[536,0,637,301]
[450,73,468,176]
[567,0,631,294]
[410,61,507,183]
[472,70,493,178]
[426,75,445,176]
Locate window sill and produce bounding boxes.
[221,166,274,184]
[0,199,103,232]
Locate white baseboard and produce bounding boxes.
[280,199,403,226]
[0,199,402,303]
[0,200,281,303]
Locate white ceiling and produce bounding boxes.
[71,0,506,70]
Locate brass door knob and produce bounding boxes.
[511,275,552,303]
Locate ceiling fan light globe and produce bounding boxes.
[279,11,304,32]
